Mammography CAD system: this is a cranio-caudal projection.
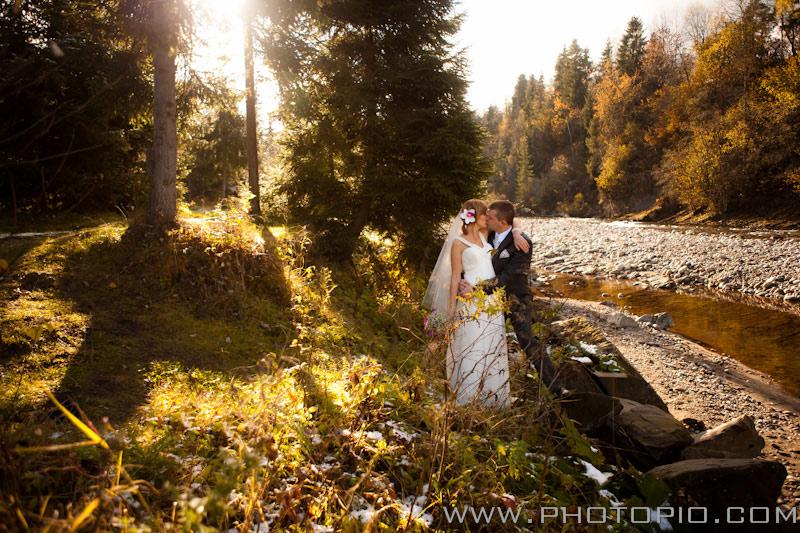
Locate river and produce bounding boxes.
[519,217,800,399]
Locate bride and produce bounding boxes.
[423,199,512,407]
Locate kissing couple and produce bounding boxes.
[423,199,565,407]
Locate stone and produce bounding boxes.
[558,360,605,396]
[607,313,637,328]
[549,316,668,409]
[681,418,706,432]
[653,312,674,329]
[609,398,693,468]
[647,459,787,520]
[591,370,668,411]
[636,312,674,330]
[560,392,623,434]
[680,415,765,459]
[653,277,677,290]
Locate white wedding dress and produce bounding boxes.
[447,234,511,408]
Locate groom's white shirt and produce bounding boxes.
[493,227,511,249]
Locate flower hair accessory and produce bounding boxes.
[460,209,477,225]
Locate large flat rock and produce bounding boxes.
[609,398,693,468]
[647,458,787,521]
[560,391,623,434]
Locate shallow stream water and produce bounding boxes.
[544,274,800,398]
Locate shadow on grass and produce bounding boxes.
[2,221,294,426]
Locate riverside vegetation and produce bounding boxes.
[0,210,675,532]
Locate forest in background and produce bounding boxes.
[483,0,800,218]
[0,0,281,219]
[2,0,800,262]
[0,0,485,267]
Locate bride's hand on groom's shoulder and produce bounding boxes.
[511,228,530,253]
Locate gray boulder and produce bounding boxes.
[609,398,693,468]
[680,415,765,460]
[607,313,637,328]
[560,392,623,434]
[647,459,787,520]
[558,360,605,396]
[591,370,669,411]
[636,312,674,330]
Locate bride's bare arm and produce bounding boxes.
[511,219,530,253]
[449,241,465,320]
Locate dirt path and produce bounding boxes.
[544,296,800,506]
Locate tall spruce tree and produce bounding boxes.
[616,16,647,76]
[262,0,486,261]
[554,40,592,108]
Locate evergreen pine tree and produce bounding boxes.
[263,0,486,261]
[616,17,647,76]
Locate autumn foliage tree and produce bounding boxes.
[484,0,800,218]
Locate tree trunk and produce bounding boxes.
[148,2,178,227]
[10,176,17,227]
[243,16,260,215]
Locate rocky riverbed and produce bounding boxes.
[548,297,800,508]
[520,217,800,306]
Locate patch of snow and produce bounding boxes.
[385,420,417,443]
[578,459,612,486]
[571,356,593,364]
[649,503,674,531]
[364,431,384,442]
[400,485,433,527]
[598,489,622,507]
[579,342,598,355]
[349,501,377,523]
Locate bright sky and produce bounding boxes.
[457,0,721,112]
[191,0,721,119]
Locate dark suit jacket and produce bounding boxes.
[488,229,533,300]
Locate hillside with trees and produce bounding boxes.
[483,1,800,221]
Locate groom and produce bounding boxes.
[458,200,565,396]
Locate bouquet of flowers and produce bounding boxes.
[423,310,448,340]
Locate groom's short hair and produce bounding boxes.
[489,200,515,225]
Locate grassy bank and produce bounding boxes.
[0,211,661,531]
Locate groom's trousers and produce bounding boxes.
[508,292,564,393]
